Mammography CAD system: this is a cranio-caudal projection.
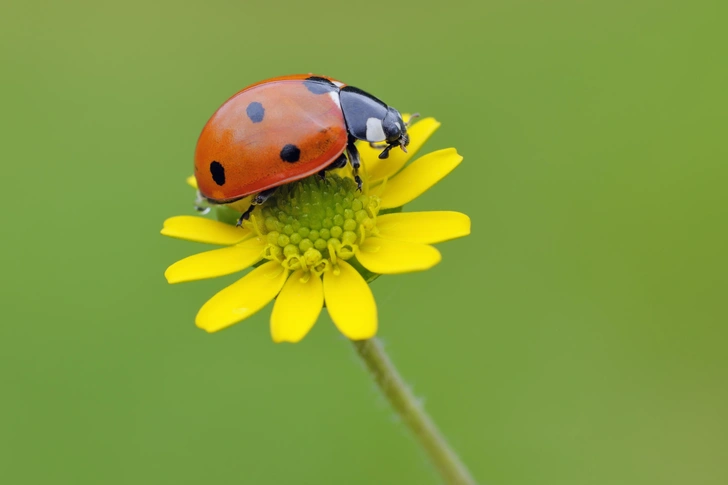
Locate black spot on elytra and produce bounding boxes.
[210,161,225,186]
[280,144,301,163]
[246,101,265,123]
[304,76,337,95]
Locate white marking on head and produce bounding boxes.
[394,121,401,131]
[333,81,345,88]
[328,91,341,109]
[366,117,386,142]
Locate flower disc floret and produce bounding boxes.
[249,174,380,275]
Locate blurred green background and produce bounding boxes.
[2,0,726,483]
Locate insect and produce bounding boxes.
[193,74,410,224]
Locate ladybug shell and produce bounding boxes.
[194,75,348,203]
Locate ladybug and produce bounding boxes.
[193,74,410,224]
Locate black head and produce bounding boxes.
[382,107,409,148]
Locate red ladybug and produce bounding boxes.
[194,74,410,224]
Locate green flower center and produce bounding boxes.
[249,174,380,275]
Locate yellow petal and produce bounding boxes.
[358,117,441,183]
[356,237,441,274]
[161,216,250,245]
[378,148,463,209]
[376,211,471,244]
[323,261,377,340]
[165,237,266,284]
[270,270,324,343]
[195,261,288,333]
[186,175,198,189]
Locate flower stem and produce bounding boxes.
[352,338,477,485]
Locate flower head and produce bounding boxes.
[162,117,470,343]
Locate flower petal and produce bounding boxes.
[376,211,471,244]
[186,175,198,189]
[378,148,463,209]
[356,237,441,274]
[165,237,266,284]
[195,261,288,333]
[358,117,441,183]
[161,216,250,245]
[270,270,324,343]
[323,260,377,340]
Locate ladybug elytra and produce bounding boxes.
[193,74,410,224]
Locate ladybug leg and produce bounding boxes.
[318,153,348,179]
[237,206,255,226]
[377,135,409,160]
[236,187,278,227]
[346,139,363,191]
[378,141,407,159]
[369,141,387,149]
[378,144,394,159]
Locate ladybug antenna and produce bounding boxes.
[405,113,420,127]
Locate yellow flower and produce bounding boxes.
[162,118,470,343]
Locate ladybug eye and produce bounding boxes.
[209,161,226,186]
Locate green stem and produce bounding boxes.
[352,338,477,485]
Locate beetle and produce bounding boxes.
[193,74,410,224]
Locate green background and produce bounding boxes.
[2,0,726,483]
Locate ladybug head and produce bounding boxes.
[377,107,410,159]
[382,107,408,146]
